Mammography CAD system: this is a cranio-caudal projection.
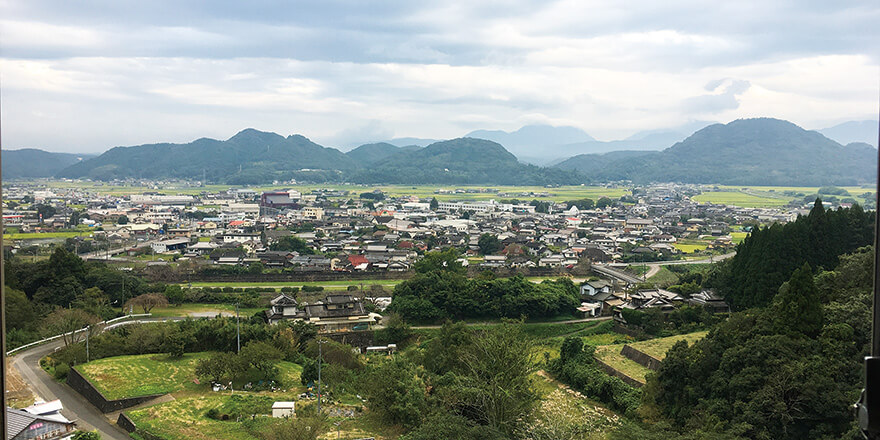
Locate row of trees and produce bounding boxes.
[387,250,580,322]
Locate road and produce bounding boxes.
[9,317,182,439]
[10,339,132,440]
[643,252,736,279]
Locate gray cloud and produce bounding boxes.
[682,79,752,114]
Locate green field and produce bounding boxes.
[673,243,708,253]
[647,266,679,286]
[185,279,404,289]
[594,331,707,383]
[76,352,211,400]
[730,231,748,244]
[24,180,629,202]
[3,231,93,240]
[148,304,266,318]
[77,352,304,400]
[692,191,790,208]
[128,395,267,440]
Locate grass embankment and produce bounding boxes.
[646,266,679,286]
[593,331,708,384]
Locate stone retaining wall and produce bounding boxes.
[594,358,644,388]
[326,330,375,351]
[621,345,663,370]
[116,413,137,433]
[67,367,164,413]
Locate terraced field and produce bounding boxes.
[594,331,708,384]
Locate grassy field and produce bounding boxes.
[673,243,708,253]
[647,266,679,286]
[76,352,211,400]
[692,191,790,207]
[77,352,305,401]
[730,231,748,244]
[128,394,265,440]
[148,304,266,318]
[3,231,93,240]
[29,180,629,202]
[532,372,620,439]
[594,331,708,384]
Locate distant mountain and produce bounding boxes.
[2,149,93,178]
[818,120,878,147]
[465,123,712,165]
[346,142,413,165]
[556,118,877,186]
[349,137,583,185]
[383,137,439,148]
[58,128,359,184]
[554,150,658,175]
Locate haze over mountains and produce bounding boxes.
[3,118,877,186]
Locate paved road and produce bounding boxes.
[11,340,132,440]
[644,252,736,279]
[9,317,182,439]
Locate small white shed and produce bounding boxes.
[272,401,296,418]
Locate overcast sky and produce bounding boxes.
[1,0,878,153]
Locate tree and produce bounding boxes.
[771,263,823,337]
[126,293,169,314]
[366,356,428,428]
[596,197,614,209]
[269,236,314,254]
[73,287,115,320]
[376,312,413,346]
[240,340,283,376]
[412,248,464,274]
[34,204,56,220]
[72,431,102,440]
[43,308,101,348]
[477,233,501,255]
[5,287,38,331]
[117,215,129,225]
[447,322,538,437]
[196,352,246,384]
[430,197,439,210]
[163,285,185,305]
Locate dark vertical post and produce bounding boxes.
[1,103,8,439]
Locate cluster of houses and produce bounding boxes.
[576,278,730,323]
[3,183,809,274]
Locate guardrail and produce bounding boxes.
[5,313,153,356]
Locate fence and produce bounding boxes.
[5,314,153,356]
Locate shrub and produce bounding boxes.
[54,363,70,380]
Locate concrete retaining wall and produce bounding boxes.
[67,367,164,413]
[326,330,375,351]
[621,345,663,370]
[116,413,137,433]
[594,358,644,388]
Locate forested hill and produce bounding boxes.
[346,137,584,185]
[556,118,877,186]
[55,131,582,185]
[57,129,360,183]
[718,199,874,310]
[2,149,92,178]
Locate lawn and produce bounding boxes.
[128,394,264,440]
[593,331,708,384]
[76,352,211,400]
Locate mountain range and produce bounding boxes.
[5,118,877,186]
[1,149,94,178]
[556,118,877,186]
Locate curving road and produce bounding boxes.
[643,251,736,279]
[9,317,183,439]
[10,339,132,440]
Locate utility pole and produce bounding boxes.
[317,338,326,414]
[86,325,90,362]
[236,303,241,353]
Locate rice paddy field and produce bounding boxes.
[21,180,630,202]
[693,185,873,208]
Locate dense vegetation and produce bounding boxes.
[386,249,580,322]
[0,148,92,178]
[639,251,871,440]
[557,118,878,186]
[717,200,873,310]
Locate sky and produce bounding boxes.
[1,0,878,153]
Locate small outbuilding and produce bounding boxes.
[272,401,296,418]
